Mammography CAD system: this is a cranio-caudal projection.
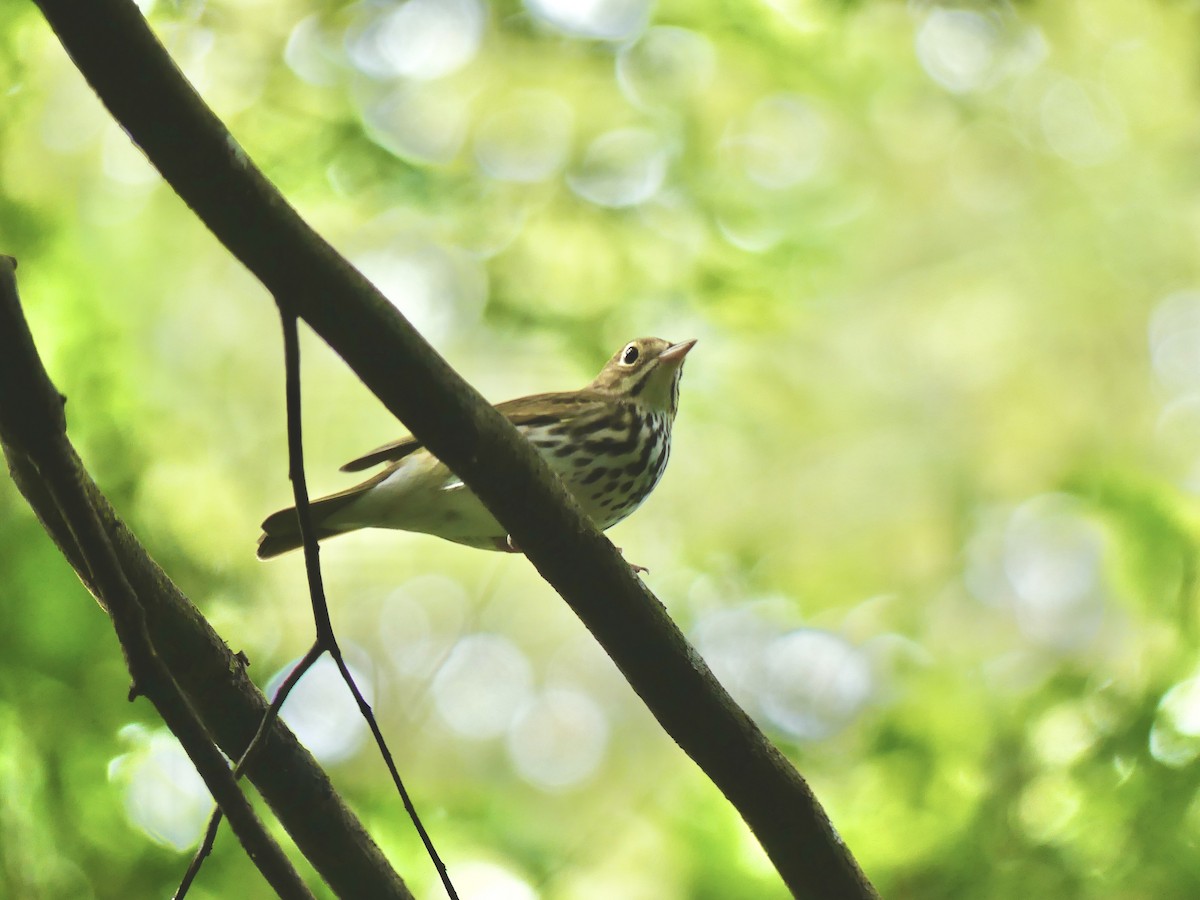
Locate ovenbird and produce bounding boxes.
[257,337,696,559]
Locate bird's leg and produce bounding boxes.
[615,548,649,576]
[504,534,648,575]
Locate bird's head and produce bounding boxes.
[591,337,697,416]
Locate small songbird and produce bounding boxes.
[257,337,696,560]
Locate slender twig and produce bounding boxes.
[280,309,460,900]
[175,642,325,899]
[179,309,463,898]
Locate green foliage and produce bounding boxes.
[4,0,1200,896]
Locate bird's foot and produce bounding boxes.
[615,547,649,576]
[503,535,648,575]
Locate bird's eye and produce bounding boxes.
[621,344,640,366]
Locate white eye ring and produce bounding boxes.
[620,344,640,365]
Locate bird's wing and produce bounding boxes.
[338,390,608,473]
[494,390,608,426]
[339,436,424,472]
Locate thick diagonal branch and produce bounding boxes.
[0,258,412,897]
[32,1,877,896]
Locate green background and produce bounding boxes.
[3,0,1200,897]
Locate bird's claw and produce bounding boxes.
[613,546,649,575]
[504,535,648,575]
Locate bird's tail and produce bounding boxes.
[256,492,361,559]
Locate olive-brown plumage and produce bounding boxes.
[257,337,696,559]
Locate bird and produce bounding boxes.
[256,337,696,560]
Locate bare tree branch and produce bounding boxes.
[279,307,461,898]
[30,0,878,896]
[0,257,413,897]
[0,259,313,899]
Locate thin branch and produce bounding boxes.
[184,308,464,897]
[31,1,878,896]
[176,641,323,899]
[0,263,414,897]
[281,308,460,899]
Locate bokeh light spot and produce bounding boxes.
[524,0,652,41]
[759,629,873,741]
[284,15,343,87]
[692,605,777,714]
[1150,675,1200,768]
[447,859,538,900]
[1003,494,1106,648]
[616,26,716,110]
[379,575,470,678]
[1030,703,1097,768]
[1017,773,1081,844]
[567,128,669,208]
[1150,290,1200,394]
[358,81,472,164]
[101,124,158,189]
[967,495,1109,649]
[433,634,534,739]
[353,240,487,341]
[108,725,211,852]
[724,94,827,190]
[1040,77,1127,167]
[507,687,609,790]
[915,8,999,94]
[474,91,574,183]
[346,0,484,81]
[268,653,373,765]
[1154,395,1200,493]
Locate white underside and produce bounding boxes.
[328,453,503,549]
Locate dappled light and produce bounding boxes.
[723,95,828,192]
[359,79,474,164]
[760,629,874,741]
[448,859,538,900]
[268,653,374,764]
[566,127,670,209]
[524,0,651,42]
[474,91,574,184]
[345,0,485,82]
[353,239,488,340]
[914,6,1044,95]
[507,687,609,790]
[433,633,535,740]
[966,494,1109,649]
[1151,674,1200,768]
[7,0,1200,895]
[378,574,472,677]
[616,26,715,111]
[108,726,213,851]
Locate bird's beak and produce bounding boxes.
[658,339,697,366]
